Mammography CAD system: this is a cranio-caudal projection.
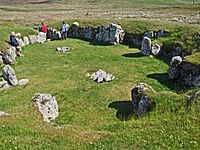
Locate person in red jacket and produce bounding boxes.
[41,22,47,33]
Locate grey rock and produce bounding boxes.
[89,70,115,82]
[56,47,70,52]
[18,79,29,86]
[169,56,183,79]
[23,36,30,45]
[172,46,183,57]
[0,78,10,91]
[16,38,25,47]
[2,65,18,86]
[141,36,151,56]
[3,47,16,64]
[144,31,154,38]
[28,35,37,44]
[36,32,46,43]
[131,83,155,116]
[0,111,10,117]
[151,44,162,56]
[32,93,59,123]
[83,27,96,40]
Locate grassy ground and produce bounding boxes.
[0,23,200,149]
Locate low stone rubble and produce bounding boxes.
[56,47,70,52]
[32,93,59,123]
[88,70,115,83]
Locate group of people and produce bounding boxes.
[10,21,69,57]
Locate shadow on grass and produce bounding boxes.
[147,73,174,90]
[108,100,133,121]
[122,52,143,58]
[155,55,171,65]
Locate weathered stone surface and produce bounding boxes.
[88,70,115,83]
[2,47,16,64]
[56,47,70,52]
[32,93,59,123]
[0,78,10,91]
[0,54,3,65]
[18,79,29,86]
[67,22,83,38]
[144,31,154,38]
[131,83,155,116]
[36,32,46,43]
[123,32,143,48]
[23,36,30,45]
[0,111,10,117]
[96,23,125,45]
[16,38,25,47]
[141,36,151,56]
[83,27,96,40]
[169,56,200,88]
[2,65,18,86]
[151,44,162,56]
[169,56,183,79]
[28,35,37,44]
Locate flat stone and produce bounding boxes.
[18,79,29,86]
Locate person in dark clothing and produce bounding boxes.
[10,32,23,57]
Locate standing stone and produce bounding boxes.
[141,36,152,56]
[23,36,30,45]
[32,93,59,123]
[168,56,182,79]
[3,47,16,64]
[0,78,10,91]
[28,35,37,44]
[2,65,18,86]
[109,23,125,45]
[36,32,47,43]
[144,31,154,38]
[131,83,155,116]
[83,27,96,40]
[151,44,162,56]
[16,38,25,47]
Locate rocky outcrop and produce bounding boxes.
[96,23,125,45]
[141,36,152,56]
[2,65,18,86]
[131,83,156,116]
[87,70,115,83]
[2,47,16,64]
[32,93,59,123]
[56,47,70,52]
[169,56,200,88]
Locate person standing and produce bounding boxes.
[61,21,69,40]
[41,22,47,33]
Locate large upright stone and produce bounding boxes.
[3,47,16,64]
[141,36,152,56]
[16,38,25,47]
[168,56,183,79]
[23,36,30,45]
[83,27,96,40]
[36,32,47,43]
[131,83,155,116]
[2,65,18,86]
[28,35,37,44]
[32,93,59,123]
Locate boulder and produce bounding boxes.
[169,56,200,88]
[2,65,18,86]
[36,32,46,43]
[0,78,10,91]
[0,111,10,117]
[67,22,83,38]
[23,36,30,45]
[16,38,25,47]
[88,70,115,83]
[141,36,152,56]
[32,93,59,123]
[83,27,96,40]
[28,35,37,44]
[131,83,155,116]
[2,47,16,64]
[151,44,162,56]
[144,31,154,38]
[18,79,29,86]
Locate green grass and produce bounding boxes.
[0,33,200,149]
